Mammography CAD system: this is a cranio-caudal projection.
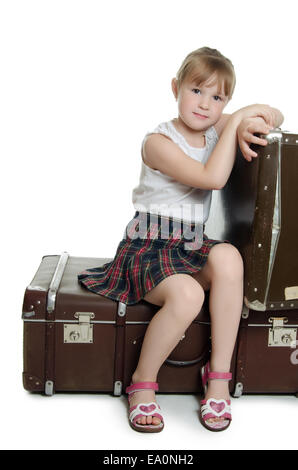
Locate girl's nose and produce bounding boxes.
[199,99,209,110]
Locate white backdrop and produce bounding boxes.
[1,0,297,451]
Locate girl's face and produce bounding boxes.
[172,74,229,132]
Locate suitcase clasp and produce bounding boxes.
[64,312,95,344]
[268,317,297,347]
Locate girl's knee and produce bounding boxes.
[144,273,204,309]
[208,243,244,280]
[166,277,205,318]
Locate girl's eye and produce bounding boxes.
[214,96,222,101]
[192,88,201,94]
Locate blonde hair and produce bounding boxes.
[176,47,236,99]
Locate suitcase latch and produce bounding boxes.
[64,312,95,344]
[268,317,297,347]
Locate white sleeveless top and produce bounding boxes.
[132,119,219,223]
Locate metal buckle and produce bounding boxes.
[268,317,297,347]
[64,312,95,344]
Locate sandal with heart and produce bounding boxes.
[125,381,164,433]
[200,361,232,432]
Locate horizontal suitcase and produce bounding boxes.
[233,306,298,397]
[208,129,298,313]
[22,252,237,396]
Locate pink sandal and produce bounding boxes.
[125,381,164,433]
[200,361,232,432]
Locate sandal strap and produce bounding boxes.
[201,362,232,385]
[126,381,159,395]
[200,398,232,420]
[208,371,232,381]
[129,402,163,424]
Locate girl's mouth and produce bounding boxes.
[193,112,208,119]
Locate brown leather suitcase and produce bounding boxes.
[22,252,237,396]
[206,129,298,397]
[217,129,298,313]
[233,306,298,397]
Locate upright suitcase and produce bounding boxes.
[207,129,298,396]
[220,129,298,312]
[22,252,237,396]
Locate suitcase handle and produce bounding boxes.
[131,331,209,367]
[47,251,69,313]
[165,349,208,367]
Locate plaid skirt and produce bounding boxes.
[78,211,230,305]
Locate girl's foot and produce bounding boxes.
[200,362,232,431]
[128,387,161,427]
[126,375,163,430]
[204,379,230,426]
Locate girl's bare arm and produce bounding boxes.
[143,104,277,190]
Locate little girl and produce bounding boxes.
[78,47,283,432]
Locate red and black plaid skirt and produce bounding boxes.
[78,211,229,305]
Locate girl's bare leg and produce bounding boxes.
[192,243,244,424]
[131,274,205,426]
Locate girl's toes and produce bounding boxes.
[206,417,226,427]
[152,417,161,425]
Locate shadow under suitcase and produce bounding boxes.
[22,129,298,398]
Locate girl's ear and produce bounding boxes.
[171,78,178,100]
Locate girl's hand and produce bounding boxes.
[233,104,276,128]
[237,116,272,162]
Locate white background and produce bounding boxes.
[1,0,297,451]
